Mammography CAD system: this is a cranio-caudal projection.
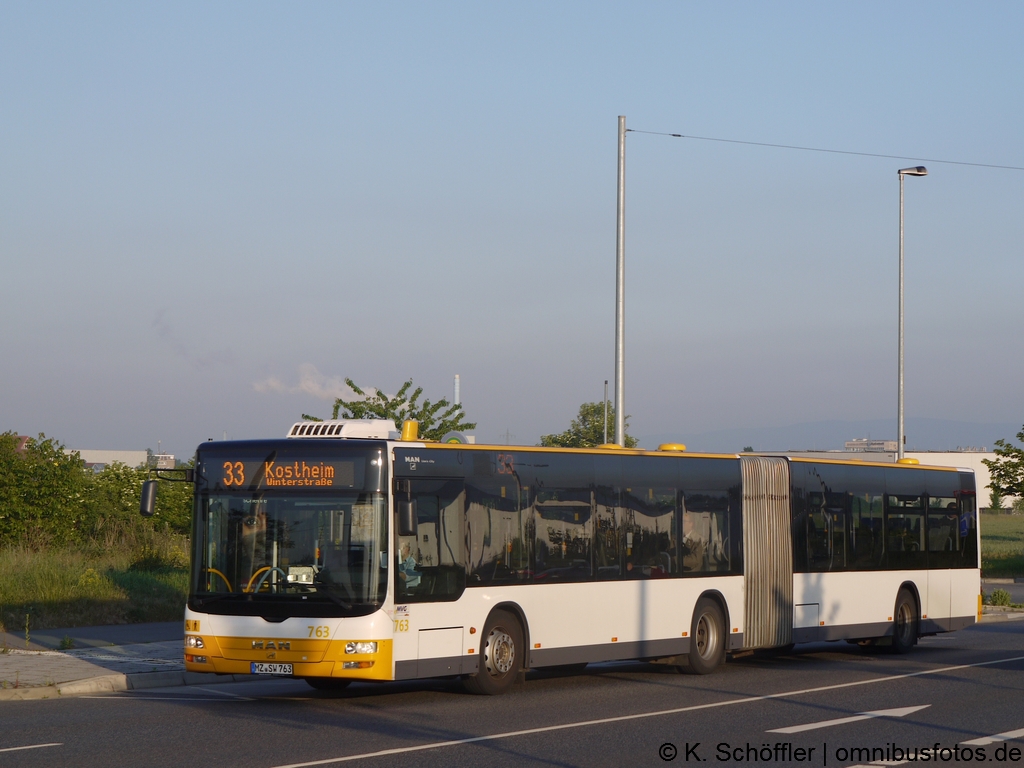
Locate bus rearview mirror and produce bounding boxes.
[140,479,158,517]
[398,499,416,537]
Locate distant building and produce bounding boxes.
[844,438,898,452]
[152,454,176,469]
[69,449,149,471]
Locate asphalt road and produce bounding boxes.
[4,616,1024,768]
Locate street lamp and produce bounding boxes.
[614,116,626,446]
[897,165,927,460]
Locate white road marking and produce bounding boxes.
[962,726,1024,745]
[267,653,1024,768]
[835,728,1024,768]
[82,695,247,701]
[0,743,62,753]
[191,686,254,700]
[767,704,930,734]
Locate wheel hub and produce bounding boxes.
[695,613,718,659]
[484,628,515,676]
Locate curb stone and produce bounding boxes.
[0,671,256,701]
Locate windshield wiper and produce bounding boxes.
[192,593,248,607]
[313,588,353,610]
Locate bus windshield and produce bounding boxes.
[192,491,388,615]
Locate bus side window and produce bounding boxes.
[806,493,832,571]
[927,497,959,569]
[398,479,466,603]
[885,494,925,570]
[620,487,676,578]
[594,484,621,580]
[849,494,884,569]
[681,490,730,574]
[465,475,530,586]
[534,487,593,583]
[956,491,978,569]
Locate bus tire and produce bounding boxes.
[891,588,918,654]
[685,598,726,675]
[464,610,522,695]
[304,677,352,691]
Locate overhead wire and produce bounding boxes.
[626,129,1024,172]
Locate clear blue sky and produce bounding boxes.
[3,2,1022,457]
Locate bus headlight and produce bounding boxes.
[344,641,377,654]
[185,636,205,649]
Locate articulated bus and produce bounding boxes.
[146,419,981,694]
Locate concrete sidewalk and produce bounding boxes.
[0,622,250,701]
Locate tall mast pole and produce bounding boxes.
[615,116,626,447]
[898,173,905,460]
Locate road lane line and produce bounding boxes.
[0,743,62,754]
[81,695,247,701]
[768,704,929,734]
[267,653,1024,768]
[191,686,254,700]
[962,726,1024,745]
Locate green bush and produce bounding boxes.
[0,431,192,549]
[990,588,1013,606]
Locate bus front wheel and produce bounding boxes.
[892,589,918,654]
[464,610,522,695]
[685,598,726,675]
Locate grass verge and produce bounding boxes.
[981,512,1024,579]
[0,533,189,632]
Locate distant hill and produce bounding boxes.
[639,418,1020,454]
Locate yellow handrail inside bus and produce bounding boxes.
[205,568,233,593]
[246,566,271,593]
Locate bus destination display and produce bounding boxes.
[218,458,357,489]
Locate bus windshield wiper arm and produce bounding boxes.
[315,588,353,610]
[193,593,247,607]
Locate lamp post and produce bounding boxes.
[897,165,927,460]
[614,116,626,446]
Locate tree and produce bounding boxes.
[540,401,638,448]
[989,487,1004,512]
[983,425,1024,501]
[303,378,476,442]
[0,431,87,547]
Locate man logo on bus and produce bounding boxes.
[251,640,291,650]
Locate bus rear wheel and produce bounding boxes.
[464,610,522,695]
[892,589,918,654]
[685,598,726,675]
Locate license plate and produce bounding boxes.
[250,662,293,675]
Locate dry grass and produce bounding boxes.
[0,531,189,632]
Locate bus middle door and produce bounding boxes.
[393,478,468,679]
